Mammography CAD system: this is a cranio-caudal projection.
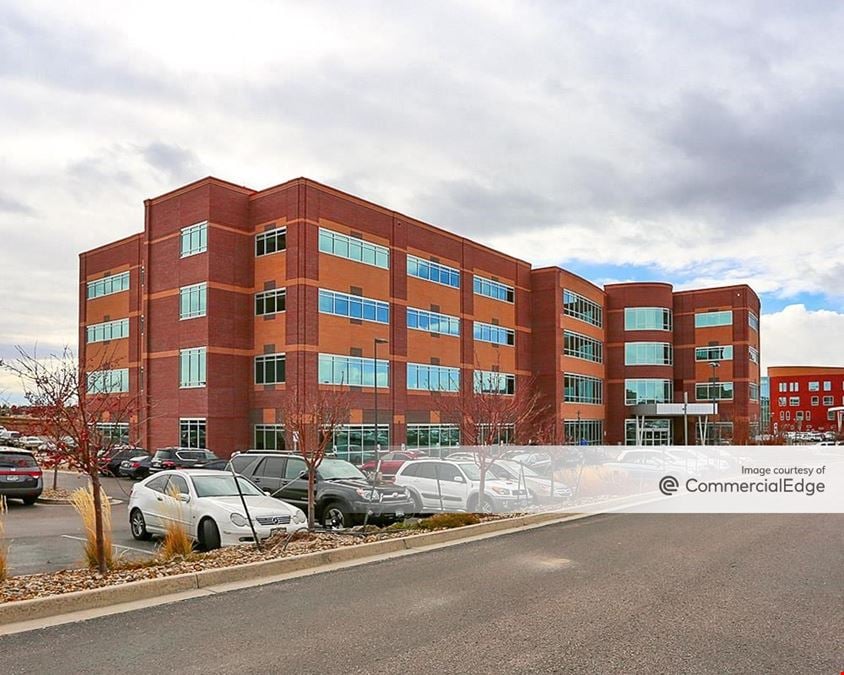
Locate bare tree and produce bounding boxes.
[434,371,551,511]
[1,346,140,573]
[279,385,350,530]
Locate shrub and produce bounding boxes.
[158,489,194,560]
[416,513,481,530]
[69,487,114,570]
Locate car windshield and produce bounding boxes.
[191,475,264,498]
[318,459,366,480]
[456,463,497,481]
[0,452,37,468]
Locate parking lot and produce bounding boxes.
[3,472,157,575]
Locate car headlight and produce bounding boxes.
[355,488,378,499]
[230,513,248,527]
[490,487,510,495]
[293,509,306,524]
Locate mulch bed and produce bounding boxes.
[0,515,518,604]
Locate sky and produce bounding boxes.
[1,0,844,401]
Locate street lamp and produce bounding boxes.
[372,337,389,479]
[709,361,720,445]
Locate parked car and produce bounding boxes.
[501,451,552,474]
[485,459,572,503]
[230,451,415,529]
[128,469,307,549]
[18,436,45,451]
[359,451,427,479]
[0,447,43,505]
[201,459,230,471]
[100,447,149,477]
[118,455,152,480]
[602,449,703,482]
[149,448,220,473]
[394,459,530,513]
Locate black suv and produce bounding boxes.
[230,451,415,529]
[149,448,219,474]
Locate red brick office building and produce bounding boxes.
[79,177,762,457]
[768,366,844,435]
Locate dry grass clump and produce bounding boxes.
[0,497,7,582]
[158,489,194,560]
[69,487,114,570]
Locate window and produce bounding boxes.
[473,321,515,346]
[328,424,389,464]
[407,307,460,336]
[695,310,733,328]
[811,396,819,406]
[255,288,286,316]
[750,383,759,401]
[795,411,804,421]
[625,342,672,366]
[565,331,604,363]
[806,411,812,421]
[256,227,286,256]
[255,353,285,385]
[87,271,130,299]
[256,456,285,478]
[695,345,733,362]
[319,289,389,324]
[777,397,786,406]
[473,275,514,303]
[749,346,759,364]
[780,411,785,421]
[748,311,759,331]
[564,373,603,404]
[180,222,208,257]
[823,396,834,406]
[95,422,129,444]
[778,382,786,393]
[477,423,515,445]
[254,424,285,451]
[786,411,791,420]
[87,369,129,394]
[789,382,799,392]
[180,347,206,388]
[284,457,307,479]
[407,255,460,288]
[823,381,832,391]
[624,307,672,331]
[695,382,735,401]
[789,396,799,406]
[564,420,603,445]
[407,363,460,392]
[318,227,389,269]
[87,318,129,343]
[625,379,672,405]
[167,475,189,496]
[563,290,603,327]
[829,410,836,421]
[318,353,389,387]
[808,381,819,392]
[180,283,207,319]
[406,424,460,454]
[179,418,206,449]
[474,370,516,395]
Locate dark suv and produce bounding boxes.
[0,447,43,505]
[149,448,219,474]
[230,451,415,529]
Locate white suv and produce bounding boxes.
[394,459,530,513]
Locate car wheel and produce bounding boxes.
[480,496,495,514]
[410,492,423,516]
[321,501,351,530]
[22,496,38,506]
[199,518,221,550]
[130,509,152,540]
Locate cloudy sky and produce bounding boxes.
[1,0,843,401]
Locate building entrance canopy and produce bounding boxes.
[630,402,719,445]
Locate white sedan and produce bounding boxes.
[128,469,307,549]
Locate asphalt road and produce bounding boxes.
[3,472,156,575]
[2,513,842,673]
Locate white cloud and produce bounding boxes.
[761,305,844,373]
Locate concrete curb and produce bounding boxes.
[0,511,569,626]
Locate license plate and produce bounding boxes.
[5,475,21,482]
[270,527,286,536]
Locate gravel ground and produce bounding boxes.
[0,515,514,604]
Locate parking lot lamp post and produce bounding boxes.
[709,361,720,445]
[372,338,388,483]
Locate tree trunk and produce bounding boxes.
[307,467,316,531]
[90,470,107,574]
[477,453,486,513]
[52,465,58,491]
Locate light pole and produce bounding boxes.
[709,361,720,445]
[372,337,388,481]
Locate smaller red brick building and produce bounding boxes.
[768,366,844,435]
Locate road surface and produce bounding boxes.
[2,513,842,673]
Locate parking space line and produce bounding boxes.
[60,535,153,555]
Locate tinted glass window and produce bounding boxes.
[0,452,37,468]
[167,475,189,495]
[176,451,206,461]
[415,463,438,480]
[231,455,261,474]
[258,456,285,477]
[146,476,169,493]
[436,463,462,482]
[285,458,307,479]
[153,450,175,460]
[399,463,419,477]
